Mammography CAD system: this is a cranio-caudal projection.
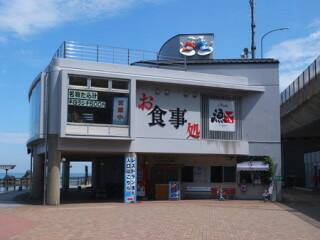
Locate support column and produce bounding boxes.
[46,136,61,205]
[31,154,43,200]
[92,160,96,190]
[62,161,70,191]
[124,153,137,203]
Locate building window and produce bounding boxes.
[211,166,236,183]
[181,166,193,182]
[68,90,128,125]
[112,81,129,90]
[69,76,87,86]
[211,166,223,183]
[91,78,108,88]
[29,80,41,138]
[223,166,236,182]
[240,171,252,184]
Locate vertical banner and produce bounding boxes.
[209,99,235,132]
[112,96,129,125]
[124,153,137,203]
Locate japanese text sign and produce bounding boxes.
[112,97,129,125]
[124,155,137,203]
[209,99,235,132]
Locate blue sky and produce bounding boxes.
[0,0,319,173]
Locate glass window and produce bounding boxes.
[112,81,128,90]
[223,167,236,182]
[181,166,193,182]
[69,76,87,86]
[67,89,129,125]
[211,166,223,183]
[240,171,252,184]
[30,81,41,138]
[91,78,108,88]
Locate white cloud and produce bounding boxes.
[309,18,320,29]
[0,0,162,36]
[266,24,320,91]
[0,133,28,144]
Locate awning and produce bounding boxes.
[236,161,269,171]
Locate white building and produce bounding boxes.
[27,34,281,205]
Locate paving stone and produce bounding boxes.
[0,200,318,240]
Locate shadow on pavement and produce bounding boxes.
[278,188,320,228]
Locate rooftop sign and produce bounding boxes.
[179,35,213,57]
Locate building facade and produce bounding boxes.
[27,34,281,205]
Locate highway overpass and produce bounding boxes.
[281,55,320,187]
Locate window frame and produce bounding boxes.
[210,166,236,183]
[66,75,130,126]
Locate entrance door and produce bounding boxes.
[149,166,179,200]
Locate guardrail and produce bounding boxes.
[53,41,187,70]
[0,176,92,192]
[281,55,320,104]
[0,178,31,192]
[69,176,91,187]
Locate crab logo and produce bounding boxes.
[180,36,213,57]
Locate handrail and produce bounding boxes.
[53,41,188,70]
[280,55,320,104]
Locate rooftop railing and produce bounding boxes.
[53,41,187,70]
[280,55,320,105]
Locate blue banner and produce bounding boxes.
[124,154,137,203]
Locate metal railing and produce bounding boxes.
[0,177,31,192]
[53,41,187,70]
[68,176,92,187]
[280,55,320,104]
[0,176,92,193]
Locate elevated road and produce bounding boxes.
[281,56,320,187]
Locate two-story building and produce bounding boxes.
[27,34,281,205]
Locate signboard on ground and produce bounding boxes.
[168,181,180,200]
[124,154,137,203]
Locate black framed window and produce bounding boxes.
[112,81,128,90]
[181,166,193,182]
[91,78,108,88]
[69,76,87,86]
[67,89,129,125]
[211,166,223,183]
[223,166,236,182]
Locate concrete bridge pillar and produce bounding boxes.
[46,136,61,205]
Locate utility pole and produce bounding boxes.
[249,0,256,59]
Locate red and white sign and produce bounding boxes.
[209,99,235,132]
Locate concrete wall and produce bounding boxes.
[27,59,280,165]
[186,63,281,197]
